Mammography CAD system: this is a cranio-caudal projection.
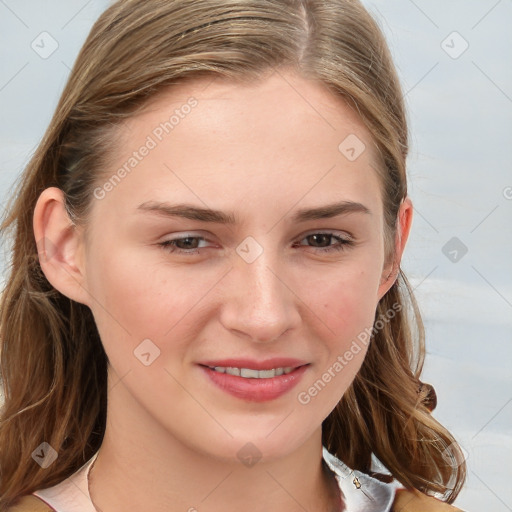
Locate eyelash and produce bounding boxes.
[158,232,354,256]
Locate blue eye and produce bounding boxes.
[158,232,353,256]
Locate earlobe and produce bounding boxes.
[33,187,90,307]
[377,197,414,299]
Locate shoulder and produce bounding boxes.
[5,495,54,512]
[393,488,465,511]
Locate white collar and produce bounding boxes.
[322,446,396,512]
[33,451,98,512]
[33,447,397,512]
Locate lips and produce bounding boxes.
[198,357,310,402]
[199,357,308,371]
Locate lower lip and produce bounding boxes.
[199,364,309,402]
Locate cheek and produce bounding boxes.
[306,265,381,342]
[296,264,381,397]
[84,240,230,378]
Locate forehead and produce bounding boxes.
[135,71,376,145]
[92,70,384,224]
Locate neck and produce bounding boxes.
[88,373,341,512]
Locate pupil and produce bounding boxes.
[179,237,198,249]
[311,234,330,247]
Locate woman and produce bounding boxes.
[0,0,467,510]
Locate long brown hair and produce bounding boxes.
[0,0,466,507]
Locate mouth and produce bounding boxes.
[201,365,301,379]
[197,360,310,402]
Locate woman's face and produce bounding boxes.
[49,70,410,462]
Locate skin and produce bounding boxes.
[34,68,412,512]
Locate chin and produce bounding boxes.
[187,423,317,467]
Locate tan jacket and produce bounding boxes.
[8,489,464,511]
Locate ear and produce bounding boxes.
[377,196,413,300]
[33,187,91,307]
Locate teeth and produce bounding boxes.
[210,366,296,378]
[240,368,260,378]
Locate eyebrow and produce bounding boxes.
[135,200,371,224]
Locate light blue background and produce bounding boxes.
[1,1,511,510]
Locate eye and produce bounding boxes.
[294,232,354,253]
[158,235,211,255]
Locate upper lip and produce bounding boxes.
[199,358,309,370]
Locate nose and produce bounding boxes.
[219,248,301,343]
